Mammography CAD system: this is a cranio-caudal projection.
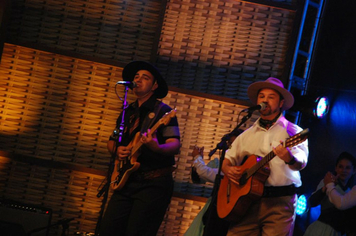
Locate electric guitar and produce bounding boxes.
[110,109,177,191]
[217,128,309,221]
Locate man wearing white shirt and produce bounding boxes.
[221,77,309,236]
[324,169,356,235]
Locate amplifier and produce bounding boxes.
[0,199,52,236]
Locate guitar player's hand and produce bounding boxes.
[141,130,157,148]
[222,159,241,185]
[141,130,164,154]
[107,140,131,160]
[117,146,132,160]
[273,141,293,163]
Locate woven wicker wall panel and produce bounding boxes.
[0,44,126,170]
[157,0,295,99]
[157,195,207,236]
[6,0,164,63]
[0,43,258,234]
[0,155,210,235]
[0,156,105,234]
[5,0,298,101]
[0,43,257,175]
[163,90,257,188]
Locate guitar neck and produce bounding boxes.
[246,151,275,179]
[244,128,309,179]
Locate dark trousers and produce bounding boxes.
[99,175,173,236]
[202,191,229,236]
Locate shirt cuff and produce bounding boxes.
[326,182,336,195]
[193,154,202,161]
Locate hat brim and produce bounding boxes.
[122,61,168,98]
[247,81,294,110]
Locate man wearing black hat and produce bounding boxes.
[100,61,180,236]
[220,77,309,236]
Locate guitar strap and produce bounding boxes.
[140,100,164,134]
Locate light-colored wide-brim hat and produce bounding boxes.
[122,61,168,99]
[247,77,294,110]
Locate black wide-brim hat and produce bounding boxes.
[122,61,168,99]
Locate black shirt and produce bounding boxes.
[110,95,180,171]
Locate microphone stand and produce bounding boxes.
[208,111,253,158]
[202,111,253,236]
[95,84,130,236]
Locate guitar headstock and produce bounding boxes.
[159,108,177,126]
[285,128,309,148]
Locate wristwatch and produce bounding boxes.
[285,156,297,165]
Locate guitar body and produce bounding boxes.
[217,155,270,221]
[111,133,141,191]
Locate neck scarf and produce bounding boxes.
[259,112,281,130]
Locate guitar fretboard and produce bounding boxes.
[129,109,176,158]
[245,151,275,179]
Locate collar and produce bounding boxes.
[254,113,286,130]
[131,94,158,110]
[337,179,353,192]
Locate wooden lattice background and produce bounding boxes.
[5,0,297,100]
[0,0,299,235]
[157,0,296,99]
[0,43,258,235]
[7,0,164,63]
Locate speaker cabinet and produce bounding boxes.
[0,199,52,236]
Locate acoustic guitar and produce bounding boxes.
[110,109,177,191]
[217,128,309,221]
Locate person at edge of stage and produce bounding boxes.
[322,152,356,236]
[304,151,356,236]
[185,129,243,236]
[99,61,181,236]
[325,171,356,236]
[221,77,309,236]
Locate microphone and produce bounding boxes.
[116,81,137,89]
[242,103,266,112]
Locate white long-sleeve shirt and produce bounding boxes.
[225,115,309,187]
[326,183,356,210]
[192,155,219,183]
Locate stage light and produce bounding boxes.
[290,94,330,119]
[313,96,329,118]
[296,194,307,215]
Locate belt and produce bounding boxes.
[262,184,296,198]
[133,166,176,180]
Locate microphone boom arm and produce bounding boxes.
[209,111,252,157]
